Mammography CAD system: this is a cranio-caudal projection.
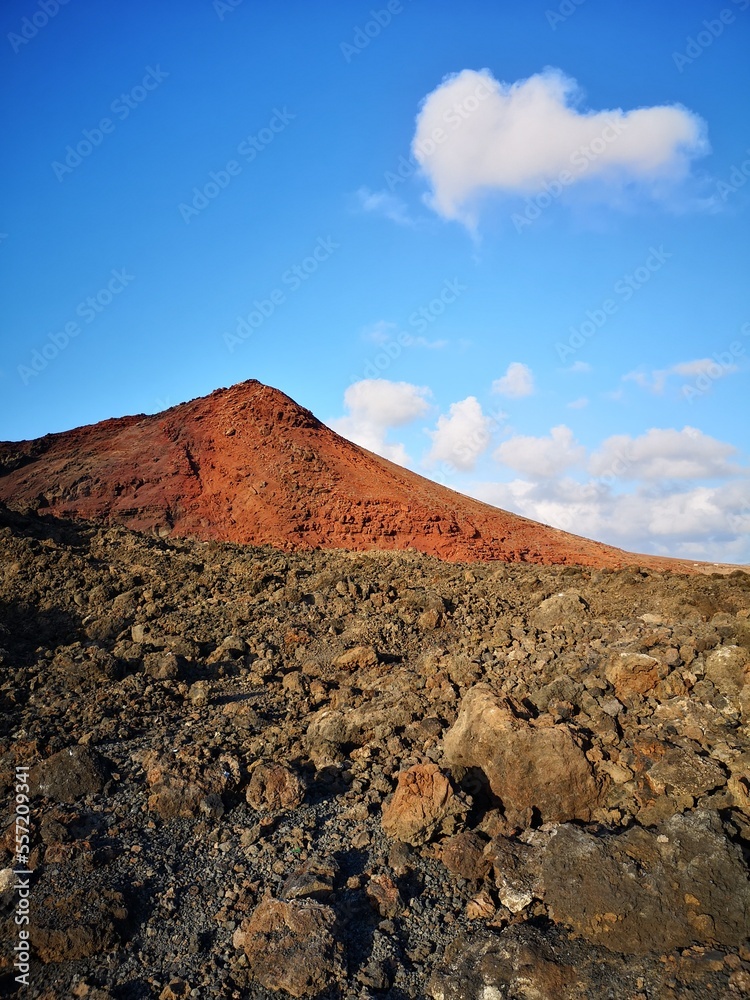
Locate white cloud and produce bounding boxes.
[672,358,730,377]
[363,320,398,345]
[492,362,535,398]
[356,186,414,226]
[494,425,585,478]
[566,360,592,374]
[567,397,589,409]
[362,320,448,351]
[589,427,740,481]
[623,369,669,394]
[412,68,708,224]
[427,396,492,471]
[625,358,741,396]
[470,476,750,564]
[330,379,431,466]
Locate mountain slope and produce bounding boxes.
[0,379,726,571]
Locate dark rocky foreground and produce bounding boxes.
[0,502,749,999]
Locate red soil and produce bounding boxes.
[0,380,733,572]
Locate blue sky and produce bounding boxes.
[1,0,749,562]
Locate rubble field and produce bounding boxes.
[1,502,749,999]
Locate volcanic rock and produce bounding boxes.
[531,589,589,628]
[236,897,344,997]
[1,500,749,999]
[437,831,491,881]
[605,652,660,699]
[29,746,111,803]
[246,761,304,812]
[30,886,127,963]
[442,685,602,826]
[381,763,466,846]
[543,810,750,953]
[704,644,749,697]
[428,928,576,1000]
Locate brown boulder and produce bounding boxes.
[442,685,601,827]
[381,763,466,846]
[704,644,749,697]
[144,753,227,820]
[636,745,727,824]
[246,762,304,812]
[236,898,343,997]
[605,652,659,699]
[438,831,491,881]
[333,645,378,670]
[531,590,589,628]
[428,929,576,1000]
[365,873,404,918]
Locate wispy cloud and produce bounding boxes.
[355,186,415,226]
[625,357,740,394]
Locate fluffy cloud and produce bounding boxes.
[470,477,750,564]
[469,421,749,562]
[412,68,707,224]
[494,425,585,478]
[589,427,740,481]
[427,396,492,471]
[330,379,431,466]
[492,362,535,398]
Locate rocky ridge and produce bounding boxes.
[1,502,750,998]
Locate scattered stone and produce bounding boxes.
[333,645,378,670]
[143,651,180,680]
[281,857,338,901]
[705,645,749,697]
[466,890,495,920]
[605,652,660,699]
[428,928,576,1000]
[365,873,404,918]
[438,831,491,881]
[486,836,540,914]
[144,753,226,821]
[531,590,589,628]
[637,745,727,823]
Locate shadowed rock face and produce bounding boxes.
[0,378,724,572]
